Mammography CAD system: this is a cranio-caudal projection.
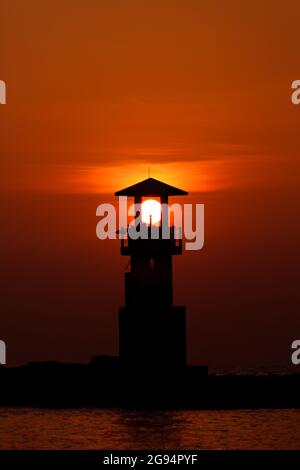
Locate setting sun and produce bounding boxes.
[141,199,161,225]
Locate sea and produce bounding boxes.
[0,407,300,449]
[1,367,300,449]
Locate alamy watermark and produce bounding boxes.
[0,340,6,365]
[291,340,300,365]
[96,197,204,251]
[0,80,6,104]
[291,80,300,105]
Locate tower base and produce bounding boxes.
[119,306,186,368]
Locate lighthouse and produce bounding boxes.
[115,178,188,369]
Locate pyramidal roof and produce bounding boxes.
[115,177,188,197]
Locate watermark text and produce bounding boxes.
[0,80,6,104]
[96,197,204,251]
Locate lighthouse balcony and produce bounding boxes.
[120,227,182,256]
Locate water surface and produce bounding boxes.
[0,408,299,449]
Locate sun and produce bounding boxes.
[141,199,161,225]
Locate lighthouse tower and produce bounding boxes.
[115,178,188,369]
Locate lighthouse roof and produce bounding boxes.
[115,178,188,197]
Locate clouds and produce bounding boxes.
[1,0,299,194]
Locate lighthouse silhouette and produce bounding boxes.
[115,177,188,369]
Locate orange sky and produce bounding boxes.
[0,0,300,367]
[1,0,300,194]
